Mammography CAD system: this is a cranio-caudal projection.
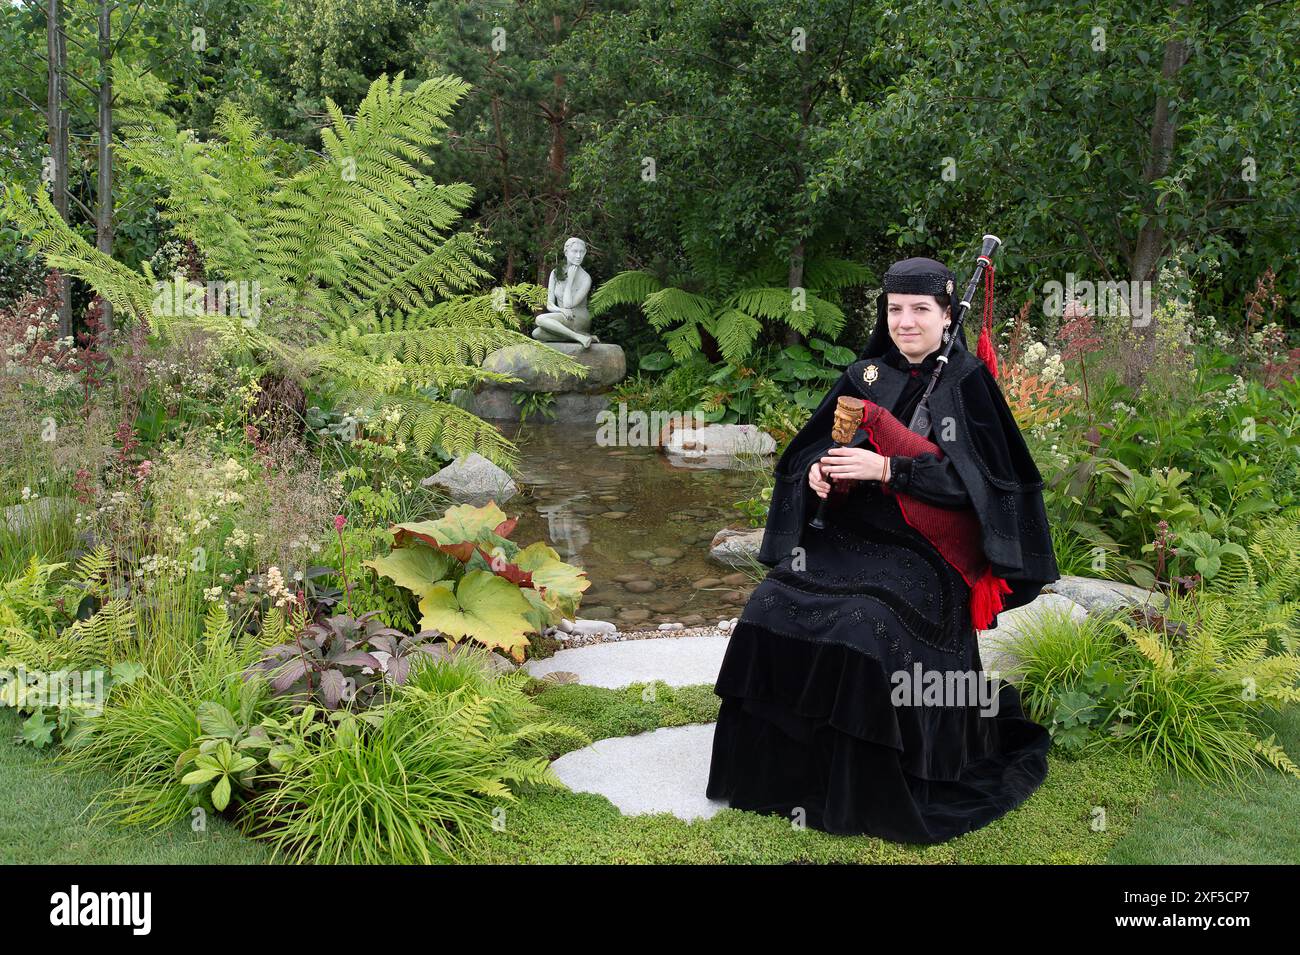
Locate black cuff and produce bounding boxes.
[888,455,914,490]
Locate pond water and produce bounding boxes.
[498,421,766,629]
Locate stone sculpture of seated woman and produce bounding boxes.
[532,236,599,349]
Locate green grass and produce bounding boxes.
[4,676,1293,865]
[1107,703,1300,864]
[463,679,1164,864]
[0,710,268,865]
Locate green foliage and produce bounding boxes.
[247,654,588,864]
[2,661,143,751]
[734,484,772,528]
[592,251,868,365]
[0,72,585,471]
[613,339,854,450]
[176,700,323,815]
[816,0,1300,317]
[511,390,557,424]
[1011,586,1300,785]
[1043,362,1300,588]
[364,501,591,662]
[63,606,280,829]
[0,549,132,674]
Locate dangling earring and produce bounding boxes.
[942,322,951,344]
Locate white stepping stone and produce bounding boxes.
[524,636,729,688]
[549,722,730,821]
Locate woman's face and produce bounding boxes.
[887,293,950,361]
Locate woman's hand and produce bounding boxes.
[818,447,887,483]
[808,461,831,499]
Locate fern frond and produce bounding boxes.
[589,270,665,314]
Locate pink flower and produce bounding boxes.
[334,514,347,533]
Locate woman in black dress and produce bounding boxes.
[706,256,1060,844]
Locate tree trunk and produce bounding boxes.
[784,85,814,349]
[46,0,71,338]
[96,0,115,334]
[785,240,805,347]
[538,12,567,286]
[1128,0,1190,289]
[489,88,515,285]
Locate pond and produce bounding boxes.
[498,420,767,629]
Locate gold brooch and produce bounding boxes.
[863,363,879,384]
[945,278,954,296]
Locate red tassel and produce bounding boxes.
[969,565,1012,631]
[976,262,999,379]
[977,323,998,379]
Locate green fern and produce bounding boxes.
[0,72,585,470]
[591,245,868,365]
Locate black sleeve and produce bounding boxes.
[888,453,971,509]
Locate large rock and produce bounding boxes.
[1043,574,1168,613]
[421,452,518,505]
[547,723,730,822]
[977,592,1089,676]
[709,527,765,567]
[472,387,612,423]
[481,342,626,394]
[524,636,729,689]
[663,423,777,468]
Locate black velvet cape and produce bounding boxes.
[707,280,1059,844]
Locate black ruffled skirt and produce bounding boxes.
[706,484,1051,844]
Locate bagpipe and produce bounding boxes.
[905,233,1003,436]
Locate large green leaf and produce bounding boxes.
[392,503,519,562]
[416,570,536,662]
[514,541,590,613]
[363,545,458,597]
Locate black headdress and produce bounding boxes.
[860,257,963,360]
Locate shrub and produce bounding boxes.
[364,501,590,662]
[1009,589,1300,784]
[247,653,588,863]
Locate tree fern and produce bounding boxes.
[1,72,584,470]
